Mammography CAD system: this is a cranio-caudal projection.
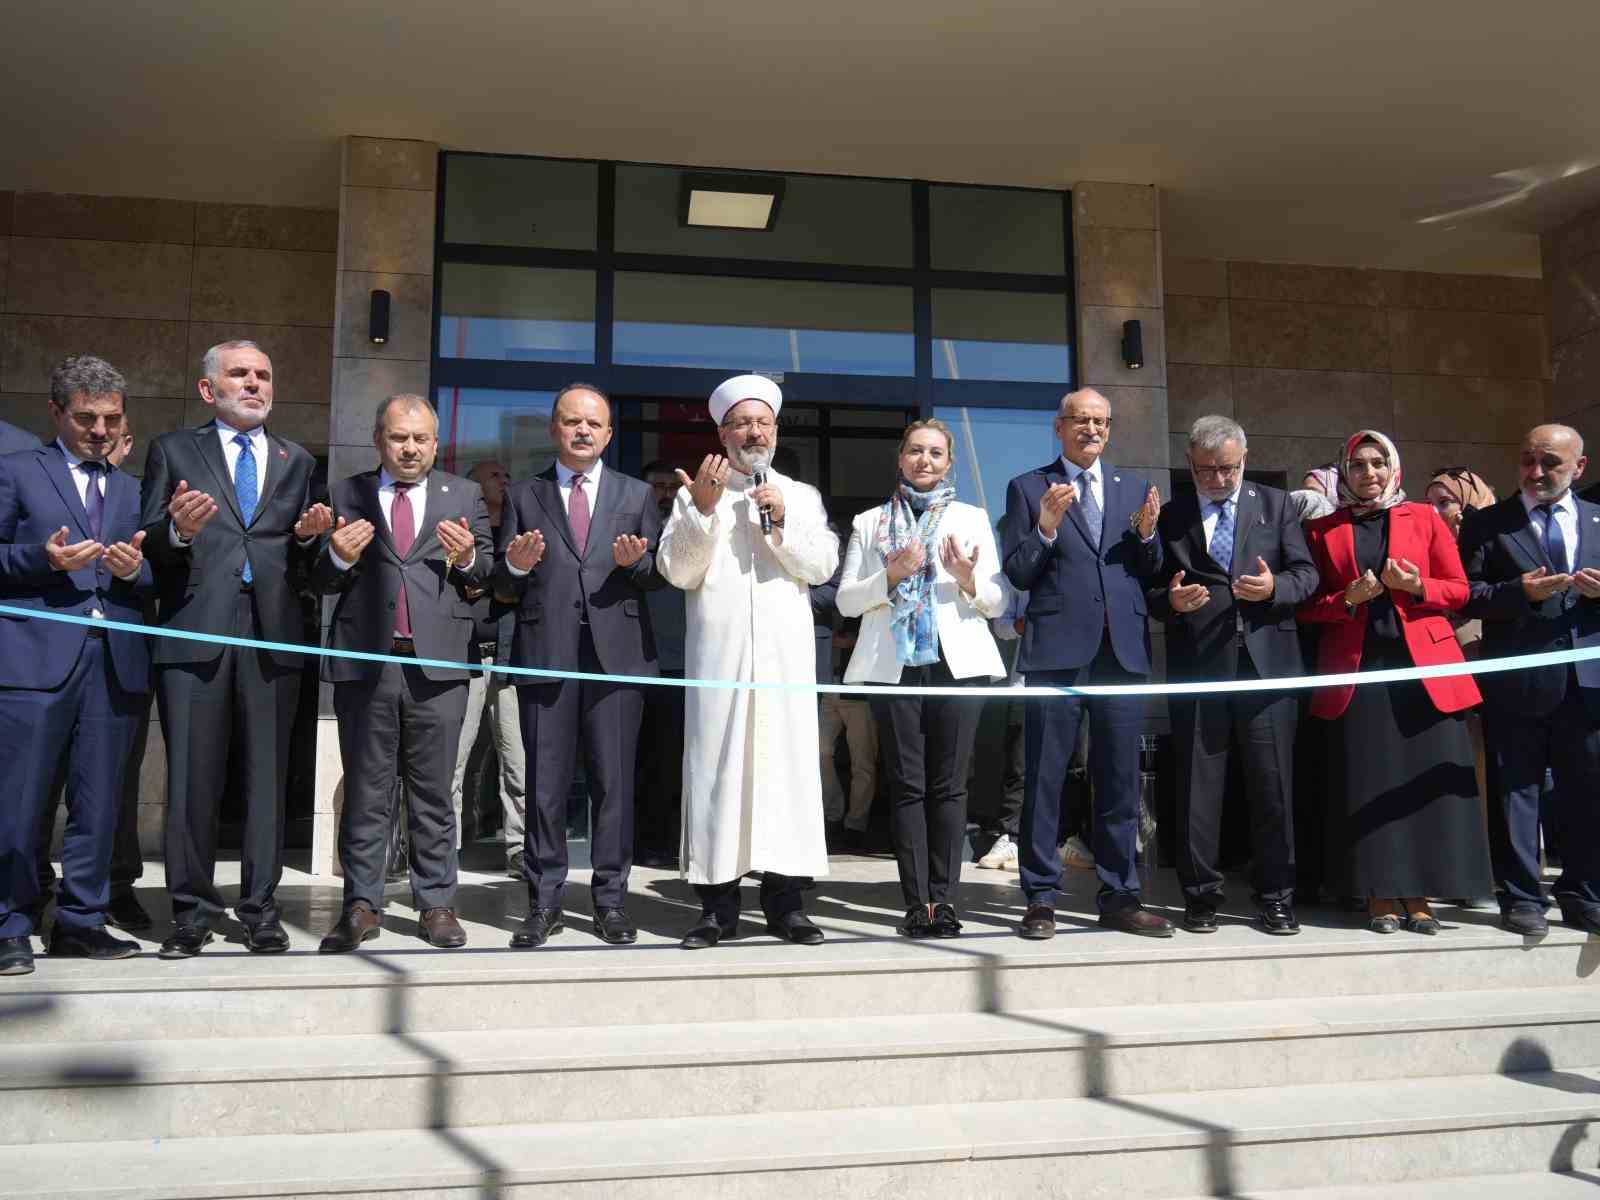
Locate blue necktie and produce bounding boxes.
[80,460,105,542]
[233,433,257,583]
[1537,503,1567,574]
[1076,471,1102,547]
[1209,498,1235,572]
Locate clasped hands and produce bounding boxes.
[885,536,981,595]
[45,527,146,578]
[1168,557,1275,612]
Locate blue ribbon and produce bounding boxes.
[2,602,1596,699]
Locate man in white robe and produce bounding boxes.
[658,375,840,949]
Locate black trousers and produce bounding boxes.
[872,655,983,908]
[517,625,643,909]
[1170,649,1296,904]
[694,872,809,925]
[334,660,468,912]
[157,593,300,928]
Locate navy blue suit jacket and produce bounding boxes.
[1002,459,1164,675]
[0,420,41,456]
[0,444,153,692]
[1460,492,1600,718]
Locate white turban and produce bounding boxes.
[709,374,783,425]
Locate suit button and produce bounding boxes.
[573,601,582,610]
[387,601,395,610]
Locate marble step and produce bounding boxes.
[4,986,1596,1145]
[8,1067,1600,1199]
[1171,1173,1600,1200]
[4,914,1592,1042]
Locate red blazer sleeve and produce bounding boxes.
[1298,513,1359,625]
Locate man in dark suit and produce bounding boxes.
[313,395,492,952]
[494,382,662,949]
[1461,423,1600,937]
[0,356,152,975]
[1151,415,1319,935]
[0,418,42,456]
[1002,387,1169,938]
[139,339,333,959]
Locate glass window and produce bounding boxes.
[615,165,913,267]
[930,185,1066,275]
[435,387,558,479]
[613,272,914,376]
[932,289,1071,383]
[442,156,598,250]
[935,405,1055,522]
[438,264,595,362]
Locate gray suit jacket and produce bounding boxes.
[313,469,493,683]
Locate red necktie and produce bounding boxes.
[392,483,414,637]
[569,473,590,554]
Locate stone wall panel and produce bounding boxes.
[1232,367,1393,438]
[1231,299,1390,372]
[1077,227,1161,308]
[1080,304,1165,388]
[334,270,433,361]
[6,238,193,320]
[1388,308,1547,379]
[189,247,336,327]
[1095,385,1168,469]
[0,314,188,397]
[1073,182,1159,231]
[1228,261,1384,307]
[338,186,435,274]
[1545,254,1600,347]
[1163,256,1227,299]
[13,193,195,245]
[344,137,437,191]
[1166,362,1233,431]
[1165,294,1230,365]
[195,203,339,253]
[1390,375,1544,444]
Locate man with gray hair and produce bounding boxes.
[1150,415,1319,935]
[139,340,333,958]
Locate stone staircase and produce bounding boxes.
[2,860,1598,1198]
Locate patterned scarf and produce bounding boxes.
[875,476,955,667]
[1336,430,1407,515]
[1427,466,1496,513]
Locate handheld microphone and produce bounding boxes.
[750,453,773,535]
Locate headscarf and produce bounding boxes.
[1426,466,1496,512]
[1304,464,1340,499]
[875,475,956,667]
[1336,430,1407,515]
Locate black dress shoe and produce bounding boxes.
[0,936,35,975]
[681,915,735,950]
[767,910,824,945]
[595,906,638,945]
[1018,903,1056,940]
[1561,907,1600,935]
[1099,906,1175,938]
[930,903,962,939]
[1258,900,1300,936]
[898,905,933,938]
[510,907,564,949]
[158,926,214,959]
[107,892,154,933]
[48,924,141,960]
[1502,906,1549,937]
[1183,903,1219,933]
[319,902,381,953]
[243,918,290,954]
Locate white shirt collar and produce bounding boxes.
[1202,484,1243,512]
[215,416,264,445]
[378,469,428,493]
[556,458,603,488]
[1521,489,1576,517]
[54,438,103,472]
[1061,455,1101,484]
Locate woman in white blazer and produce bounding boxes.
[837,419,1009,937]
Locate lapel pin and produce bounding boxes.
[277,448,287,459]
[1113,475,1122,483]
[441,485,449,493]
[1248,489,1257,497]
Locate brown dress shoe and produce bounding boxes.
[1018,903,1056,940]
[319,902,381,954]
[1099,906,1174,938]
[419,907,467,948]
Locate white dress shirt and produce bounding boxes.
[55,439,136,592]
[331,470,433,570]
[1521,490,1579,574]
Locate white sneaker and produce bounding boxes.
[1060,835,1095,870]
[978,833,1019,870]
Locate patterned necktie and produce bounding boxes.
[233,433,257,583]
[1076,470,1102,548]
[1537,503,1567,574]
[569,473,591,554]
[81,459,105,542]
[391,483,415,638]
[1210,498,1235,572]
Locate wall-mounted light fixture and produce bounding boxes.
[1121,319,1143,370]
[679,172,785,231]
[369,290,391,345]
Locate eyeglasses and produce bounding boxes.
[1189,462,1243,479]
[1061,416,1112,430]
[720,417,777,434]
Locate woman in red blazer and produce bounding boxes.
[1299,431,1492,935]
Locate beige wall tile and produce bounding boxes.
[1076,227,1160,308]
[260,401,330,450]
[189,247,336,327]
[1550,327,1600,418]
[1165,294,1230,365]
[13,192,195,245]
[1237,434,1347,476]
[1168,432,1191,470]
[0,393,51,441]
[0,314,188,397]
[329,442,381,479]
[339,186,435,275]
[1228,261,1384,307]
[335,270,433,361]
[1230,298,1389,371]
[1096,385,1168,470]
[330,357,431,443]
[194,203,339,253]
[1163,257,1227,299]
[186,323,334,408]
[1545,253,1600,347]
[1388,308,1547,379]
[1380,270,1544,315]
[122,397,187,449]
[1233,367,1393,438]
[1167,363,1233,431]
[1072,182,1159,230]
[5,238,192,320]
[1391,375,1544,444]
[1079,304,1165,388]
[344,137,437,191]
